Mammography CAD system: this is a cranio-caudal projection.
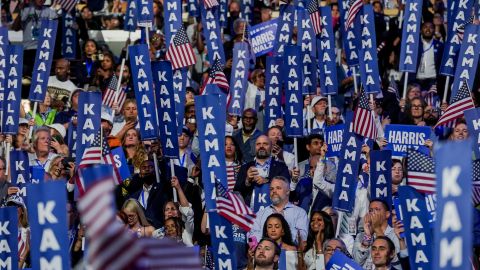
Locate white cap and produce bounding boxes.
[311,95,327,106]
[47,123,66,138]
[101,106,114,125]
[19,118,28,125]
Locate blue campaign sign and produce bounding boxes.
[399,0,423,72]
[3,45,23,135]
[10,150,29,198]
[384,124,431,157]
[326,250,363,269]
[195,94,237,269]
[67,122,77,159]
[135,0,153,27]
[434,141,472,270]
[297,8,316,96]
[273,5,295,56]
[0,207,18,269]
[152,61,179,158]
[187,0,199,17]
[29,19,58,102]
[173,68,187,136]
[332,132,363,212]
[111,147,132,181]
[200,5,226,65]
[355,5,381,94]
[163,0,182,47]
[325,124,345,157]
[370,150,392,208]
[398,186,433,269]
[61,13,76,59]
[264,56,283,130]
[218,0,228,27]
[30,166,45,184]
[450,24,480,100]
[338,0,359,66]
[76,91,101,164]
[393,197,405,238]
[464,107,480,158]
[317,6,338,96]
[129,45,159,140]
[251,184,271,213]
[228,42,249,116]
[241,0,253,24]
[124,0,137,31]
[284,45,304,137]
[249,19,279,57]
[0,27,8,114]
[440,0,474,76]
[27,181,70,269]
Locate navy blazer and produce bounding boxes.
[234,159,291,205]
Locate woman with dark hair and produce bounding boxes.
[303,211,334,269]
[225,135,243,191]
[391,159,404,194]
[400,97,427,126]
[164,217,186,244]
[261,213,298,269]
[77,39,101,86]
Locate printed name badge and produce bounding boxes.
[384,124,431,157]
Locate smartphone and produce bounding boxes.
[248,235,258,250]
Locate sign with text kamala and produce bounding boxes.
[249,19,278,56]
[384,124,431,157]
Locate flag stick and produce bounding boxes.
[327,94,333,120]
[5,142,9,176]
[145,26,150,49]
[126,31,131,59]
[27,102,38,141]
[153,152,161,184]
[443,75,450,103]
[293,137,298,168]
[307,97,311,134]
[170,159,178,202]
[402,72,409,99]
[352,66,358,94]
[100,124,103,153]
[398,10,404,30]
[111,58,126,119]
[241,21,246,42]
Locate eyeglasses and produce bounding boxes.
[325,246,342,253]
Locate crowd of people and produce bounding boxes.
[0,0,476,269]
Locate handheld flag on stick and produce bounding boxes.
[200,58,230,99]
[345,0,363,31]
[353,90,377,139]
[406,148,436,194]
[166,26,196,70]
[203,0,219,9]
[102,75,126,110]
[434,81,475,128]
[215,179,255,232]
[307,0,321,35]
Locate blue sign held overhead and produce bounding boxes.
[325,124,345,157]
[163,0,182,47]
[399,0,423,72]
[273,5,295,56]
[284,45,304,137]
[384,124,431,157]
[201,5,226,64]
[464,107,480,158]
[264,56,283,130]
[228,42,249,116]
[76,91,101,165]
[249,19,278,57]
[3,45,23,135]
[317,6,338,96]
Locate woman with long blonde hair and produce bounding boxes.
[121,199,155,237]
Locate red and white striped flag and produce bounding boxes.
[75,131,103,194]
[345,0,363,31]
[434,81,475,128]
[203,0,219,9]
[307,0,322,35]
[102,75,126,110]
[53,0,78,13]
[472,160,480,206]
[166,26,196,70]
[78,175,202,270]
[215,179,255,231]
[353,90,378,139]
[407,148,436,194]
[201,58,230,92]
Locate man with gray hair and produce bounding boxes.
[248,175,308,248]
[28,126,58,172]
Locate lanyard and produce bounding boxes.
[36,159,47,169]
[141,190,146,207]
[85,59,93,77]
[179,153,186,167]
[422,42,434,54]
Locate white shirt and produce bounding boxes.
[244,82,265,111]
[417,39,436,79]
[138,184,153,208]
[47,76,77,104]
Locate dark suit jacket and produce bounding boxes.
[234,159,290,205]
[232,129,262,163]
[130,183,169,228]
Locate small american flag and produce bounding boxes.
[166,26,196,70]
[353,90,377,139]
[203,0,219,9]
[472,160,480,206]
[456,15,474,41]
[53,0,78,13]
[201,58,230,95]
[78,171,202,270]
[387,77,400,102]
[215,179,255,232]
[307,0,322,35]
[102,134,123,185]
[75,131,103,194]
[102,75,126,110]
[345,0,363,31]
[434,81,475,128]
[407,148,436,194]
